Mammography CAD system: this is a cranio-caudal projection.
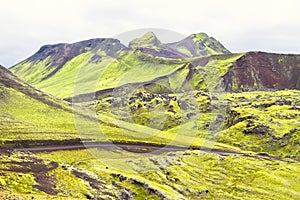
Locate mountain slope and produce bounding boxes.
[0,65,146,144]
[67,52,300,103]
[166,32,230,57]
[0,64,79,141]
[222,52,300,90]
[10,38,128,85]
[11,48,186,98]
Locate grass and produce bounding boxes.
[219,90,300,158]
[190,53,244,91]
[0,83,95,142]
[9,57,53,85]
[1,148,299,199]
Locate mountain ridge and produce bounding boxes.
[9,32,300,99]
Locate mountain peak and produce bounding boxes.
[129,32,161,48]
[142,31,157,38]
[165,32,230,57]
[189,32,209,41]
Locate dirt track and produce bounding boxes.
[9,142,240,155]
[7,142,294,163]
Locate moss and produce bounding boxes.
[34,149,300,199]
[10,57,53,84]
[220,90,300,158]
[50,167,94,198]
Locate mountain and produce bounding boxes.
[0,64,116,146]
[8,31,300,99]
[8,32,300,159]
[10,32,234,98]
[0,64,68,109]
[129,32,162,48]
[0,64,194,148]
[10,32,299,101]
[166,32,230,57]
[11,38,128,85]
[128,32,230,58]
[222,52,300,90]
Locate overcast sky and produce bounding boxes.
[1,0,300,67]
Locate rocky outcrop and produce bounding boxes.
[128,178,168,199]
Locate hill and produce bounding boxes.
[0,64,79,142]
[0,65,159,146]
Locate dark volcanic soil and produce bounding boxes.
[1,156,59,195]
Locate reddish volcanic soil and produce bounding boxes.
[224,52,300,91]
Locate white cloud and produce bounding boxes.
[0,0,300,67]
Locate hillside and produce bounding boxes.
[0,65,161,145]
[0,64,221,149]
[65,51,300,103]
[0,64,78,142]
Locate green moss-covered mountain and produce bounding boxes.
[8,32,233,99]
[10,32,300,100]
